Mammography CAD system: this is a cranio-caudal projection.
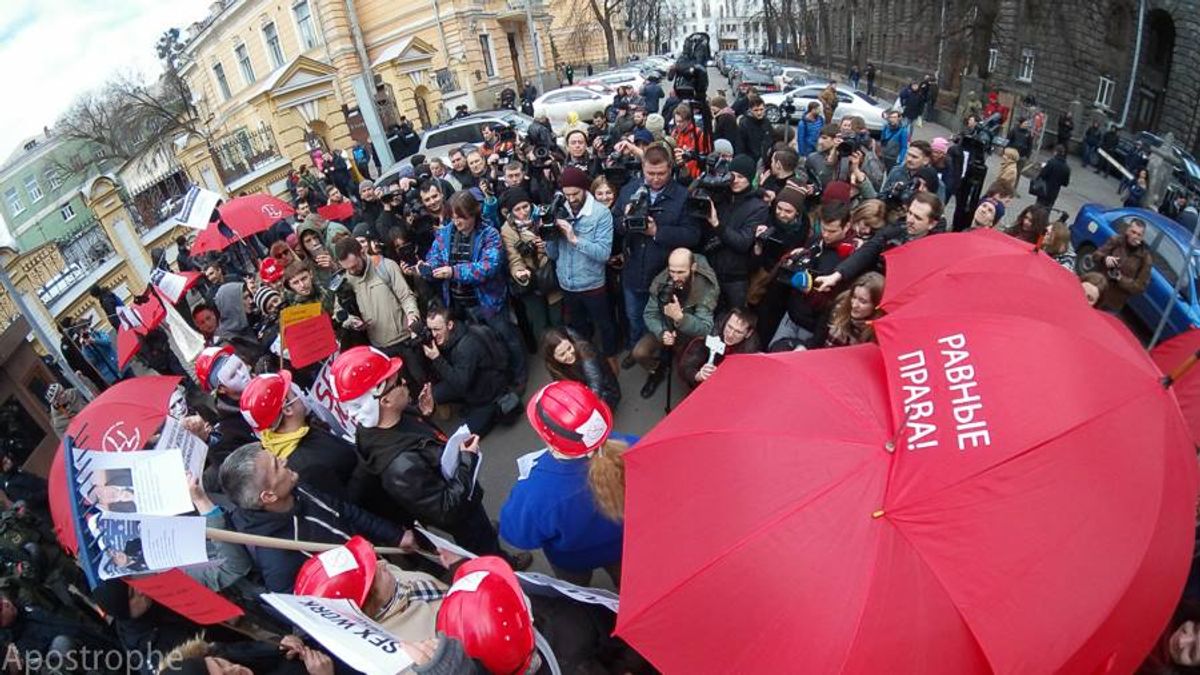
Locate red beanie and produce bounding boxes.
[822,181,853,206]
[560,166,590,191]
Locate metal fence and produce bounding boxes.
[213,123,283,187]
[36,220,115,307]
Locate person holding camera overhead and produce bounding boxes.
[613,145,698,365]
[546,167,618,371]
[703,154,769,311]
[633,248,719,398]
[498,188,562,347]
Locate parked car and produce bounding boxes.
[761,84,887,131]
[1106,131,1200,196]
[377,110,536,179]
[774,67,810,90]
[732,68,779,93]
[533,84,616,131]
[578,69,645,91]
[1071,204,1200,339]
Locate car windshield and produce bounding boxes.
[1179,155,1200,182]
[856,91,879,106]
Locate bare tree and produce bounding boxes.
[586,0,627,66]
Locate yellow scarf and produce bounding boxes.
[260,426,309,460]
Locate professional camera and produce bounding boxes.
[775,246,818,291]
[884,178,919,207]
[755,225,789,262]
[687,155,732,218]
[392,241,420,267]
[529,145,555,169]
[625,185,653,234]
[672,32,712,101]
[657,282,683,328]
[497,126,518,145]
[960,111,1003,156]
[402,321,435,349]
[537,192,570,238]
[837,135,860,157]
[603,151,642,188]
[779,96,798,123]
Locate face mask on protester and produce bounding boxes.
[341,383,386,428]
[217,356,252,394]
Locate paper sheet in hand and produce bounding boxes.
[514,571,620,613]
[415,525,478,561]
[440,424,481,497]
[263,594,414,675]
[73,448,193,516]
[516,449,547,481]
[91,513,208,580]
[153,417,208,479]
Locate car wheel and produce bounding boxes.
[1075,243,1097,275]
[765,105,781,124]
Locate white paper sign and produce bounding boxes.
[149,269,189,305]
[262,595,415,675]
[153,417,209,480]
[515,571,620,613]
[439,424,481,497]
[74,448,193,516]
[414,525,477,561]
[515,449,547,481]
[93,513,209,580]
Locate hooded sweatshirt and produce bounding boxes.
[213,282,250,340]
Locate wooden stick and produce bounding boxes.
[205,527,440,563]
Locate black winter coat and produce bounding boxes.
[736,115,772,163]
[1007,128,1033,158]
[713,110,739,146]
[228,485,404,592]
[429,326,509,407]
[707,188,769,283]
[614,178,699,291]
[1035,156,1071,205]
[357,411,482,531]
[285,425,363,501]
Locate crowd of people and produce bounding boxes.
[12,62,1200,674]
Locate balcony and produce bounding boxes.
[38,220,117,308]
[213,123,286,191]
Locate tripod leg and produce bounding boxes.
[664,358,673,414]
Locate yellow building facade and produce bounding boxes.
[175,0,623,197]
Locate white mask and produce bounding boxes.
[342,385,383,428]
[217,356,252,394]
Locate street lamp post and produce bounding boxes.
[525,0,544,91]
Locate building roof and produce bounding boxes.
[0,130,56,176]
[371,36,437,68]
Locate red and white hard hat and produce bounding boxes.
[194,344,235,393]
[239,371,294,433]
[526,380,613,457]
[293,535,377,607]
[328,346,403,402]
[436,556,535,675]
[259,256,284,284]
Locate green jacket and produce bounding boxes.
[643,254,719,339]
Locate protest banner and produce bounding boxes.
[88,512,208,581]
[282,313,338,368]
[307,359,356,442]
[173,185,222,231]
[73,447,192,515]
[152,417,209,479]
[263,594,415,675]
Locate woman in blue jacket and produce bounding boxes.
[499,380,627,587]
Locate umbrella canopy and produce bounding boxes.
[114,292,166,370]
[1152,328,1200,444]
[190,220,238,255]
[48,376,181,553]
[218,194,294,238]
[317,201,354,223]
[617,277,1197,673]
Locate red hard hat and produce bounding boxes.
[259,256,284,284]
[526,380,612,457]
[239,370,294,432]
[437,556,535,675]
[194,344,235,393]
[328,346,403,402]
[293,535,377,607]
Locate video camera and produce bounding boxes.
[625,185,661,234]
[672,33,712,102]
[537,192,570,239]
[884,177,919,207]
[604,149,642,188]
[686,154,732,218]
[775,245,819,292]
[961,112,1003,156]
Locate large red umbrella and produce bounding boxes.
[616,278,1197,673]
[217,194,294,238]
[114,292,166,370]
[1151,328,1200,445]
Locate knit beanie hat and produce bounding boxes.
[713,139,735,157]
[253,286,282,316]
[645,114,666,137]
[822,181,853,206]
[729,154,757,180]
[560,166,591,191]
[776,181,809,211]
[499,188,532,214]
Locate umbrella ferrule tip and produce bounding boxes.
[871,509,886,519]
[884,441,896,452]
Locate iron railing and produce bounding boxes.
[37,220,116,307]
[212,123,283,187]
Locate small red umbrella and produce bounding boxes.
[616,277,1196,673]
[217,194,294,238]
[190,220,240,255]
[1151,328,1200,444]
[317,200,355,223]
[114,293,166,370]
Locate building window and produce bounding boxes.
[1017,48,1035,82]
[294,0,319,50]
[987,48,999,74]
[60,204,75,221]
[24,175,42,203]
[1095,76,1115,108]
[46,169,62,191]
[5,188,23,215]
[479,34,496,77]
[263,22,285,68]
[213,63,232,100]
[235,43,255,84]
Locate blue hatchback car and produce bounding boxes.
[1070,204,1200,339]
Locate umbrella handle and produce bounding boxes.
[205,527,440,563]
[1163,348,1200,389]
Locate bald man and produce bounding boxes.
[633,248,720,398]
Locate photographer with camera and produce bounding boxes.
[1090,218,1152,312]
[424,191,528,392]
[812,192,946,293]
[546,167,618,368]
[671,103,709,180]
[751,183,813,340]
[767,200,858,350]
[614,144,699,357]
[633,248,719,398]
[422,305,515,437]
[499,188,562,348]
[700,154,769,310]
[881,141,940,204]
[565,130,596,174]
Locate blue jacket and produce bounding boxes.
[614,178,698,292]
[796,115,824,156]
[546,193,612,292]
[879,123,909,168]
[82,330,122,384]
[499,452,623,572]
[425,219,508,317]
